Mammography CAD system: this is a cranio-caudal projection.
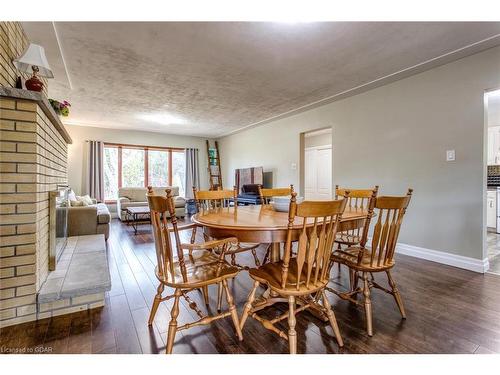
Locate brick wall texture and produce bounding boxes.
[1,22,68,328]
[0,96,69,327]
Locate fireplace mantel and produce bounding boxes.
[0,87,72,144]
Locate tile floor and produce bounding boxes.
[487,231,500,275]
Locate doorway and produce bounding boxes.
[486,89,500,275]
[301,128,333,200]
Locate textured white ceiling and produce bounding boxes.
[22,22,500,137]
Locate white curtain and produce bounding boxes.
[85,140,104,201]
[185,148,200,199]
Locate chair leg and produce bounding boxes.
[202,285,209,307]
[386,270,406,319]
[251,247,261,267]
[362,273,373,336]
[148,283,164,326]
[222,279,243,341]
[217,282,223,312]
[349,269,355,291]
[240,280,259,330]
[288,295,297,354]
[320,290,344,347]
[165,288,181,354]
[353,271,359,293]
[261,244,270,265]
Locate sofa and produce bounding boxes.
[67,201,111,240]
[116,186,186,221]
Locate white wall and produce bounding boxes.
[66,125,212,196]
[218,46,500,261]
[305,131,332,148]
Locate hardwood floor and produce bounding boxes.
[2,219,500,354]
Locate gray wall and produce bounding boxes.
[218,46,500,260]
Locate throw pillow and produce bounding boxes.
[76,195,94,206]
[70,200,84,207]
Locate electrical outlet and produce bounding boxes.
[446,150,455,161]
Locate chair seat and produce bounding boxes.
[331,246,395,271]
[156,251,239,288]
[248,259,326,295]
[335,232,361,245]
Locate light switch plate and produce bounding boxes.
[291,163,297,170]
[446,150,455,161]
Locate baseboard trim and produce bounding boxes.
[396,243,490,274]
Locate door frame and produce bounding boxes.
[299,127,333,198]
[484,88,500,268]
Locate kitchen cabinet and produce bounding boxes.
[487,190,497,228]
[488,126,500,165]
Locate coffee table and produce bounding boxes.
[126,206,151,234]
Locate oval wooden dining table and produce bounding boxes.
[192,204,368,263]
[192,204,369,321]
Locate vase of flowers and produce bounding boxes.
[48,99,71,117]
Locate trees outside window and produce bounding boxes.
[103,144,186,201]
[122,148,145,188]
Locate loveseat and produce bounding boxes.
[67,202,111,240]
[116,186,186,221]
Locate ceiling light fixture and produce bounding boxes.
[136,112,187,125]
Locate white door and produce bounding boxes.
[304,146,332,200]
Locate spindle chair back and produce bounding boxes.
[258,184,294,205]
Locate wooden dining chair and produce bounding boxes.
[328,189,413,337]
[193,187,262,311]
[258,184,294,205]
[258,184,294,264]
[334,185,378,248]
[146,187,243,353]
[239,192,348,354]
[193,187,261,268]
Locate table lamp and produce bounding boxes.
[12,43,53,92]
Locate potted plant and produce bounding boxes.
[48,99,71,117]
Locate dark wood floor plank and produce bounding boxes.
[90,296,116,354]
[42,313,72,354]
[66,310,93,354]
[109,294,142,354]
[131,307,165,354]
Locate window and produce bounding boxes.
[122,148,145,187]
[148,150,169,187]
[102,143,186,201]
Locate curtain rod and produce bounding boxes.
[85,140,186,152]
